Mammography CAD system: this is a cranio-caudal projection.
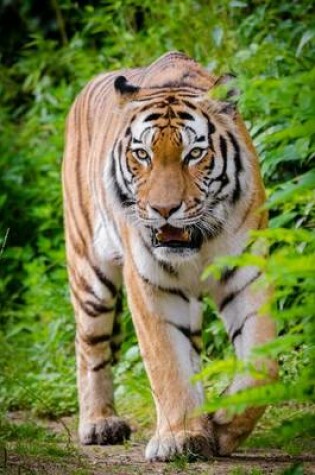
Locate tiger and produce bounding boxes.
[62,51,277,461]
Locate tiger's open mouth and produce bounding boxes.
[151,224,203,249]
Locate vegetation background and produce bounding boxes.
[0,0,314,474]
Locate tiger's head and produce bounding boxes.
[108,75,250,261]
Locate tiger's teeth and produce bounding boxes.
[155,226,190,243]
[182,230,190,241]
[156,230,163,242]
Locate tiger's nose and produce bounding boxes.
[150,203,182,219]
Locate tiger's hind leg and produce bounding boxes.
[68,259,131,446]
[212,268,277,455]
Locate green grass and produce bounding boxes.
[245,405,315,455]
[228,469,263,475]
[0,416,89,475]
[227,465,306,475]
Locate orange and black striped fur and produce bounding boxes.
[62,52,277,461]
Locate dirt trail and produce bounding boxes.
[2,414,315,475]
[79,442,315,475]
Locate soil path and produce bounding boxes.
[2,414,315,475]
[79,442,315,475]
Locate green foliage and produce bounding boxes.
[0,416,88,474]
[0,0,314,457]
[248,405,315,455]
[0,418,58,443]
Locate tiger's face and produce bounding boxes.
[110,85,247,260]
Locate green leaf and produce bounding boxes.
[266,170,315,208]
[296,30,315,57]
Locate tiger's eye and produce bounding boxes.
[134,149,149,161]
[190,148,203,158]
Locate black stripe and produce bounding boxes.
[139,273,189,302]
[91,359,111,371]
[80,279,101,302]
[144,112,163,121]
[201,113,216,150]
[219,135,227,160]
[111,346,121,363]
[219,272,262,312]
[170,323,191,339]
[218,135,228,190]
[194,180,208,193]
[230,311,257,344]
[81,333,111,345]
[70,284,100,317]
[110,309,123,365]
[110,339,121,352]
[206,118,216,136]
[85,301,115,315]
[182,100,197,110]
[166,321,202,354]
[227,132,243,171]
[115,288,123,315]
[116,140,133,192]
[231,326,242,343]
[70,265,116,315]
[211,135,229,195]
[69,265,103,303]
[110,151,134,207]
[112,314,121,337]
[91,264,117,298]
[220,266,238,283]
[177,111,194,121]
[191,329,202,338]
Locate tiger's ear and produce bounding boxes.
[114,76,140,103]
[210,73,239,116]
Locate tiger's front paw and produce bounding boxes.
[145,431,214,462]
[79,416,131,445]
